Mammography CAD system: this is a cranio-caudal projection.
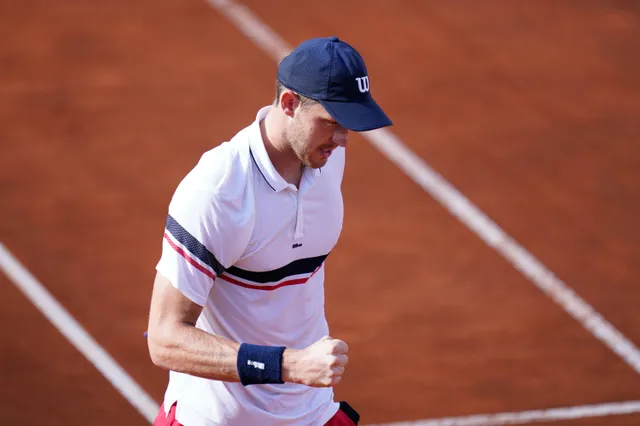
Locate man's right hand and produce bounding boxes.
[282,336,349,387]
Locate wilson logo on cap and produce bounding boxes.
[355,76,370,93]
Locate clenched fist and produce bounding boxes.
[282,336,349,387]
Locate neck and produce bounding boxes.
[261,111,304,186]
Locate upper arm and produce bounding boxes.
[147,271,204,364]
[148,271,203,331]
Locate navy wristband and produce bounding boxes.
[237,343,286,386]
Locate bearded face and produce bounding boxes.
[284,102,348,169]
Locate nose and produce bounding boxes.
[332,128,349,147]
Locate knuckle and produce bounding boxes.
[335,354,346,366]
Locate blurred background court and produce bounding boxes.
[1,1,639,425]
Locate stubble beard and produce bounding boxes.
[285,122,317,169]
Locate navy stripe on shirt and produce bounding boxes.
[165,214,225,276]
[225,254,328,284]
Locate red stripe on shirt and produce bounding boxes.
[163,233,216,280]
[221,265,322,291]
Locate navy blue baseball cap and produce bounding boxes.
[277,36,392,132]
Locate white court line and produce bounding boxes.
[0,243,160,422]
[368,400,640,426]
[206,0,640,378]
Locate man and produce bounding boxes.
[147,36,392,426]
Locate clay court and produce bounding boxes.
[1,1,639,425]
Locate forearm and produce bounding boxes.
[148,322,240,382]
[149,325,344,387]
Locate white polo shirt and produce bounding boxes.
[156,106,345,426]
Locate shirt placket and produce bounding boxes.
[294,194,304,240]
[293,168,318,241]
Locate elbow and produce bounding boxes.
[147,329,172,369]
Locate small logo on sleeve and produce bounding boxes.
[292,243,303,249]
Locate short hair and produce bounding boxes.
[274,79,318,108]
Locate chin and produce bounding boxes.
[306,157,328,169]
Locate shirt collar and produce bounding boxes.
[249,106,320,192]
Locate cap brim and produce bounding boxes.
[319,97,393,132]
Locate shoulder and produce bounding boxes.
[167,126,257,233]
[177,128,253,200]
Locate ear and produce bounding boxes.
[279,90,301,118]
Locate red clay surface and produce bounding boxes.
[1,1,639,425]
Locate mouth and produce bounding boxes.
[319,145,336,159]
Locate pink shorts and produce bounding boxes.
[154,401,359,425]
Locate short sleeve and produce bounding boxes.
[156,146,254,306]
